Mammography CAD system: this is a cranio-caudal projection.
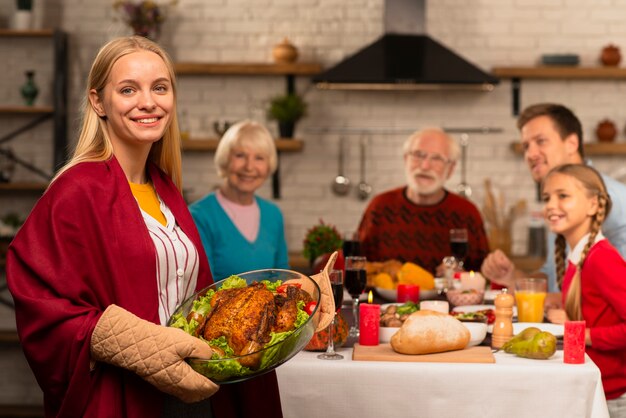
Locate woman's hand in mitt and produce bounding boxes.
[90,304,219,403]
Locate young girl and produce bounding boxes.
[542,164,626,416]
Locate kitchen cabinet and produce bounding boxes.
[0,29,68,190]
[493,66,626,115]
[174,61,321,198]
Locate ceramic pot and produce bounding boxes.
[278,121,295,138]
[600,44,621,66]
[596,119,617,142]
[12,10,32,30]
[272,38,298,64]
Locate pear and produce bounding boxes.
[502,326,542,353]
[514,331,557,360]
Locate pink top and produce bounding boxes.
[216,190,260,243]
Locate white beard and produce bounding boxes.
[405,167,446,197]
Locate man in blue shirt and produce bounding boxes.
[481,103,626,302]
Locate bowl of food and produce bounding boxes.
[446,289,484,307]
[168,269,320,384]
[461,322,488,347]
[379,301,420,343]
[379,326,401,343]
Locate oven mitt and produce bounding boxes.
[286,251,338,332]
[90,304,219,403]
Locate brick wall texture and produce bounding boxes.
[2,0,626,256]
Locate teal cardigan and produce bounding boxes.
[189,192,290,280]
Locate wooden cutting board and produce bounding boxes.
[352,343,495,363]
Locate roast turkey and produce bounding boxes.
[197,282,312,369]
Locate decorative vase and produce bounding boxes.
[596,119,617,142]
[12,10,32,30]
[272,38,299,64]
[600,44,621,67]
[278,121,295,139]
[20,70,39,106]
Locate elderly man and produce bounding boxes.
[357,128,489,275]
[482,103,626,294]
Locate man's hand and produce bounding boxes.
[481,249,515,288]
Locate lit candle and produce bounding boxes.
[397,284,420,303]
[460,271,486,292]
[359,291,380,346]
[420,300,449,314]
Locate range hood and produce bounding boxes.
[313,0,499,91]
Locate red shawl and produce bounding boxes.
[7,158,213,417]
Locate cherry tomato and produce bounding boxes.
[276,283,302,294]
[304,301,317,315]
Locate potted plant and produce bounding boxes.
[302,220,343,272]
[267,93,307,138]
[13,0,33,29]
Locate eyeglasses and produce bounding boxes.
[407,150,451,168]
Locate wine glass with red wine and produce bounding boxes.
[450,228,469,269]
[318,269,344,360]
[344,256,367,338]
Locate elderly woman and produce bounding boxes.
[189,119,289,417]
[189,119,290,280]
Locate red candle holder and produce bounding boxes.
[359,303,380,346]
[397,284,420,303]
[564,320,586,364]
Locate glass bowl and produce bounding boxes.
[167,269,320,384]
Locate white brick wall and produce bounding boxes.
[2,0,626,257]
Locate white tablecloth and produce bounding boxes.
[276,347,609,418]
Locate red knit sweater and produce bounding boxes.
[562,239,626,400]
[357,187,489,274]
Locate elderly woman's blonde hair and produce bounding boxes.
[53,36,183,189]
[214,120,278,177]
[402,128,461,162]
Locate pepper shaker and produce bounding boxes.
[491,288,514,349]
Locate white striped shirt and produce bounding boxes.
[138,200,199,325]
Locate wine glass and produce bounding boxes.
[342,231,361,258]
[344,255,367,338]
[318,269,344,360]
[449,228,469,270]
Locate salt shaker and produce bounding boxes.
[491,288,514,349]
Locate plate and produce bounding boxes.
[452,304,518,317]
[375,287,439,302]
[168,269,320,384]
[487,322,564,336]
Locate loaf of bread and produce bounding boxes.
[390,310,470,355]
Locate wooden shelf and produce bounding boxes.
[182,138,304,152]
[493,66,626,79]
[174,62,322,76]
[0,28,54,37]
[510,141,626,155]
[0,106,54,114]
[493,66,626,115]
[0,182,48,192]
[0,330,19,344]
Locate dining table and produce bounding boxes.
[276,303,610,418]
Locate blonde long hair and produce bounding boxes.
[54,36,183,190]
[544,164,611,320]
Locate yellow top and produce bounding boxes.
[129,181,167,226]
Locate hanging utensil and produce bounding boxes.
[456,133,472,198]
[331,136,351,196]
[356,136,372,200]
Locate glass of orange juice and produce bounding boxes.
[514,278,547,322]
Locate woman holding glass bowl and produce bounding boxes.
[189,119,289,417]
